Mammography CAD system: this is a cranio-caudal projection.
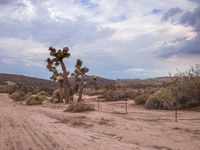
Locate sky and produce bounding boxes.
[0,0,200,80]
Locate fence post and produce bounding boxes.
[125,98,128,114]
[175,93,178,122]
[98,99,100,112]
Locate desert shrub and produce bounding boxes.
[67,102,94,112]
[99,117,109,125]
[10,91,25,101]
[145,88,175,110]
[71,119,85,126]
[144,87,157,95]
[133,87,157,105]
[134,94,148,105]
[37,91,48,96]
[0,85,16,94]
[119,89,138,99]
[104,88,117,101]
[40,87,55,96]
[0,87,7,93]
[24,92,32,99]
[84,88,103,96]
[170,64,200,108]
[26,94,44,105]
[102,88,138,101]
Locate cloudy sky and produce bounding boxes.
[0,0,199,79]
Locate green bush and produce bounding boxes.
[102,88,138,101]
[133,87,158,105]
[67,102,94,112]
[84,88,103,96]
[10,91,25,101]
[170,65,200,108]
[6,85,17,94]
[104,89,117,101]
[37,91,48,96]
[26,94,44,105]
[134,94,148,105]
[99,117,109,125]
[145,88,175,110]
[40,87,55,96]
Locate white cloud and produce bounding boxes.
[0,0,199,79]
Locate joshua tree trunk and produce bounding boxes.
[60,60,70,103]
[77,79,84,102]
[59,84,64,103]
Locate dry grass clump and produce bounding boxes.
[134,94,148,105]
[0,85,16,94]
[99,117,109,125]
[26,94,44,105]
[67,102,94,112]
[133,88,156,105]
[10,91,25,101]
[37,91,49,96]
[71,119,85,127]
[103,88,138,101]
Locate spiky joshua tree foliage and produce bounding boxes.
[46,46,71,103]
[71,59,90,102]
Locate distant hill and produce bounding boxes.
[0,73,58,89]
[0,73,172,89]
[116,77,172,88]
[0,73,115,89]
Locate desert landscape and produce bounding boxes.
[1,0,200,150]
[0,93,200,150]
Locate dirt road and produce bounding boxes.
[0,93,200,150]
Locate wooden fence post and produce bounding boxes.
[125,98,128,114]
[98,99,100,112]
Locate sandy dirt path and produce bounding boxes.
[0,93,200,150]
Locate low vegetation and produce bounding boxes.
[99,117,109,125]
[10,91,25,101]
[26,94,44,105]
[170,64,200,108]
[67,102,94,112]
[102,88,138,101]
[133,65,200,110]
[145,87,175,109]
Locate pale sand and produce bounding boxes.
[0,93,199,150]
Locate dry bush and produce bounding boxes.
[170,65,200,108]
[133,87,157,105]
[26,94,44,105]
[99,117,109,125]
[40,87,55,96]
[103,88,117,101]
[10,91,25,101]
[67,102,94,112]
[102,88,138,101]
[134,94,148,105]
[0,85,15,93]
[71,119,85,126]
[145,88,175,110]
[84,88,103,96]
[37,91,49,96]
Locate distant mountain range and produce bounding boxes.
[0,73,172,89]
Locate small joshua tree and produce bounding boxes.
[71,59,90,102]
[46,46,71,103]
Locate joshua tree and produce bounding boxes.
[71,59,90,102]
[46,46,71,103]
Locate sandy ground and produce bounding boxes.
[0,93,200,150]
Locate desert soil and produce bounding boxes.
[0,93,200,150]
